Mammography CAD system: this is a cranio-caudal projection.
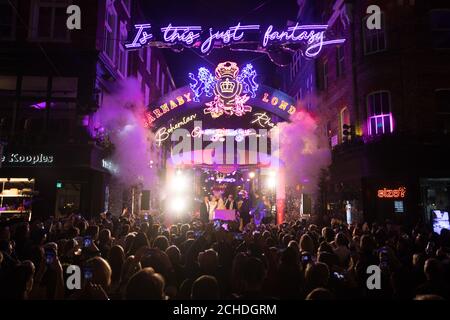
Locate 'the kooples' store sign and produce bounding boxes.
[1,153,54,166]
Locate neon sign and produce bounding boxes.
[189,61,258,118]
[262,24,345,58]
[125,23,346,58]
[143,92,192,127]
[261,92,296,115]
[154,114,197,146]
[251,112,276,129]
[377,187,407,199]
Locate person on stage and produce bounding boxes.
[237,190,250,231]
[216,194,226,210]
[250,192,266,226]
[208,195,217,221]
[199,195,210,223]
[225,194,236,210]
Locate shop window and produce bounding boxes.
[362,12,387,54]
[367,91,393,135]
[29,0,70,42]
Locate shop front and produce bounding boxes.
[329,135,450,228]
[0,144,111,222]
[362,178,417,225]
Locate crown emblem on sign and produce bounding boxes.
[220,78,235,93]
[215,61,239,79]
[189,61,258,119]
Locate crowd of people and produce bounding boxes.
[0,210,449,300]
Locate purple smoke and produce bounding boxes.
[277,109,330,194]
[94,79,155,188]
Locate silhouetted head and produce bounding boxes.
[125,268,165,300]
[191,275,219,300]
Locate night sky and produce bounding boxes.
[141,0,299,87]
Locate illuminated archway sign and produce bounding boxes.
[144,62,296,128]
[125,22,346,59]
[144,84,296,127]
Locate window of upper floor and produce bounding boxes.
[104,0,118,64]
[117,21,128,78]
[367,91,393,136]
[29,0,70,42]
[336,45,345,77]
[362,12,387,55]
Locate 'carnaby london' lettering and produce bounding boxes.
[144,92,192,127]
[125,22,345,58]
[261,92,296,115]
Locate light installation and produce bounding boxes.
[189,61,258,118]
[125,23,346,59]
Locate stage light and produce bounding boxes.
[170,197,187,213]
[249,171,256,179]
[171,171,188,191]
[266,175,277,189]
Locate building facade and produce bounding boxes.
[286,0,450,226]
[0,0,174,220]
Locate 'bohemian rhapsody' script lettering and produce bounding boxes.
[125,22,345,58]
